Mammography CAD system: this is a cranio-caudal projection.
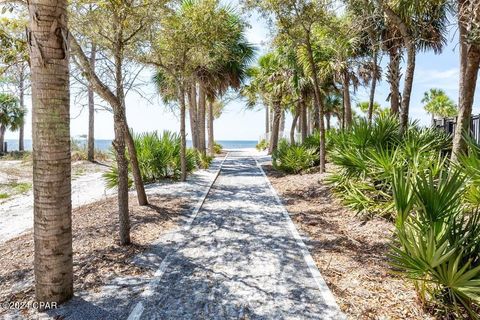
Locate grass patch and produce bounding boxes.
[13,182,31,194]
[0,193,9,199]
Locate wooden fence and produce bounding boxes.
[434,114,480,144]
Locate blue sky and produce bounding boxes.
[5,6,479,141]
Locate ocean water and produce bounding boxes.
[4,139,257,152]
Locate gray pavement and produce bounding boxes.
[44,151,343,320]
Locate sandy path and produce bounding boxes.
[0,165,114,243]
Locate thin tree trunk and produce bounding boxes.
[187,84,198,149]
[387,45,401,116]
[0,125,5,153]
[301,97,307,143]
[208,100,214,156]
[452,1,480,160]
[326,114,331,130]
[197,81,206,155]
[400,42,416,132]
[87,43,96,162]
[29,0,73,304]
[305,33,326,173]
[124,126,148,206]
[269,102,281,154]
[343,71,352,128]
[113,104,130,245]
[113,27,131,245]
[18,68,25,151]
[368,50,378,124]
[280,110,285,136]
[179,85,187,181]
[290,112,299,145]
[265,105,269,135]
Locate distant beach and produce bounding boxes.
[4,139,258,152]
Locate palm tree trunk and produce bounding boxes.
[387,45,401,116]
[452,1,480,160]
[29,0,73,304]
[179,85,187,181]
[343,71,352,128]
[87,44,96,162]
[187,84,198,149]
[368,50,378,124]
[305,32,326,173]
[400,42,416,132]
[269,101,281,154]
[326,114,331,130]
[197,81,206,155]
[208,100,214,156]
[290,112,299,145]
[18,68,25,151]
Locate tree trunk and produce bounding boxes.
[452,1,480,160]
[400,42,416,132]
[290,112,299,145]
[269,101,281,154]
[113,27,131,245]
[179,85,187,181]
[0,125,5,153]
[343,71,352,128]
[280,110,285,135]
[197,82,206,155]
[187,84,198,149]
[18,69,25,151]
[301,97,307,143]
[112,104,130,245]
[326,113,331,130]
[29,0,73,304]
[368,50,378,124]
[265,105,269,135]
[207,100,214,156]
[87,44,96,162]
[124,126,148,206]
[305,33,326,173]
[387,45,401,116]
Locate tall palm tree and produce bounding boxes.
[452,0,480,159]
[28,0,73,303]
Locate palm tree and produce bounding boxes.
[452,0,480,160]
[421,89,457,125]
[28,0,73,304]
[0,93,25,153]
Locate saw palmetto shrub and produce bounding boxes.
[272,139,317,174]
[390,169,480,318]
[326,114,451,218]
[103,130,197,188]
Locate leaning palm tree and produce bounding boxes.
[28,0,73,304]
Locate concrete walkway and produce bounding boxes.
[48,151,343,320]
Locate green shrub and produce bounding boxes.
[272,139,317,174]
[213,142,223,154]
[195,151,214,169]
[103,130,197,188]
[390,169,480,318]
[327,114,451,218]
[256,139,269,151]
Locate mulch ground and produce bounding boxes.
[0,193,189,318]
[263,164,434,320]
